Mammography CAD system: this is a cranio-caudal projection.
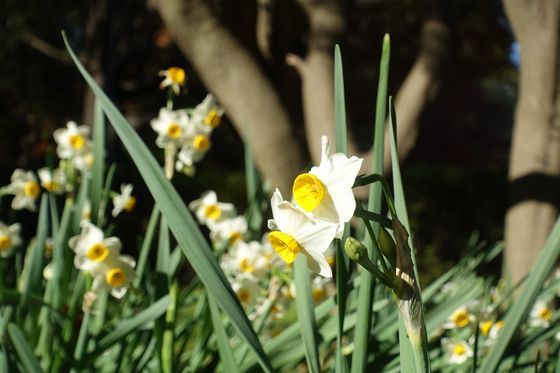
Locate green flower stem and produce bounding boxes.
[354,202,393,229]
[362,218,393,279]
[162,281,178,373]
[344,237,393,288]
[166,87,174,110]
[72,310,91,368]
[353,173,397,218]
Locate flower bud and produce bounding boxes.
[344,237,368,262]
[379,226,396,268]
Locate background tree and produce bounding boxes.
[503,0,560,285]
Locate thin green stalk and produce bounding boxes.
[162,281,178,373]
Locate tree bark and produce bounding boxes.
[153,0,306,196]
[503,0,560,285]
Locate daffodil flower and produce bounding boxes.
[292,136,363,236]
[189,190,236,228]
[176,128,212,168]
[223,240,269,279]
[209,215,247,247]
[0,221,22,258]
[72,151,95,173]
[443,306,474,329]
[159,67,186,95]
[112,184,136,217]
[53,121,91,160]
[529,300,553,328]
[91,254,136,299]
[442,339,473,365]
[69,222,121,272]
[267,189,337,278]
[6,169,41,211]
[150,108,190,148]
[191,94,224,130]
[231,275,261,306]
[38,167,67,194]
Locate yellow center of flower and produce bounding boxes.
[69,134,85,150]
[106,268,126,287]
[86,243,110,262]
[293,173,325,212]
[312,287,326,303]
[327,255,335,266]
[24,181,40,198]
[124,196,136,212]
[229,231,243,245]
[237,289,251,303]
[43,180,60,192]
[166,123,183,139]
[167,67,186,85]
[0,235,12,251]
[204,110,221,128]
[204,204,222,220]
[268,231,302,264]
[86,153,95,167]
[539,306,552,321]
[240,258,254,273]
[451,309,470,328]
[193,134,210,151]
[453,344,466,356]
[480,320,493,336]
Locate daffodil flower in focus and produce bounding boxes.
[53,121,91,160]
[150,108,190,148]
[38,167,67,194]
[112,184,136,217]
[92,254,136,299]
[0,221,22,258]
[292,136,363,236]
[189,190,235,228]
[6,169,41,211]
[267,189,337,278]
[69,222,121,272]
[159,67,186,95]
[191,94,224,129]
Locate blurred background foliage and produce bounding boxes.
[0,0,516,284]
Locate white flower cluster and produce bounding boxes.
[69,222,136,298]
[54,121,94,173]
[150,94,224,175]
[189,190,334,324]
[268,136,363,278]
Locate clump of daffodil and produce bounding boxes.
[292,135,363,236]
[175,123,212,174]
[0,221,22,258]
[442,338,473,365]
[189,190,236,228]
[5,169,41,212]
[268,189,337,277]
[38,167,67,194]
[159,67,186,95]
[111,184,136,217]
[150,108,190,149]
[69,222,136,299]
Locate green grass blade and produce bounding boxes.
[389,96,429,372]
[7,323,43,373]
[209,295,239,372]
[156,216,171,277]
[134,206,160,287]
[62,32,273,373]
[93,295,171,353]
[480,216,560,372]
[91,99,105,225]
[51,198,73,310]
[243,127,262,233]
[352,33,390,373]
[293,256,321,373]
[334,44,349,373]
[21,194,48,307]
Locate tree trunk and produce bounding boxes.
[153,0,306,196]
[503,0,560,285]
